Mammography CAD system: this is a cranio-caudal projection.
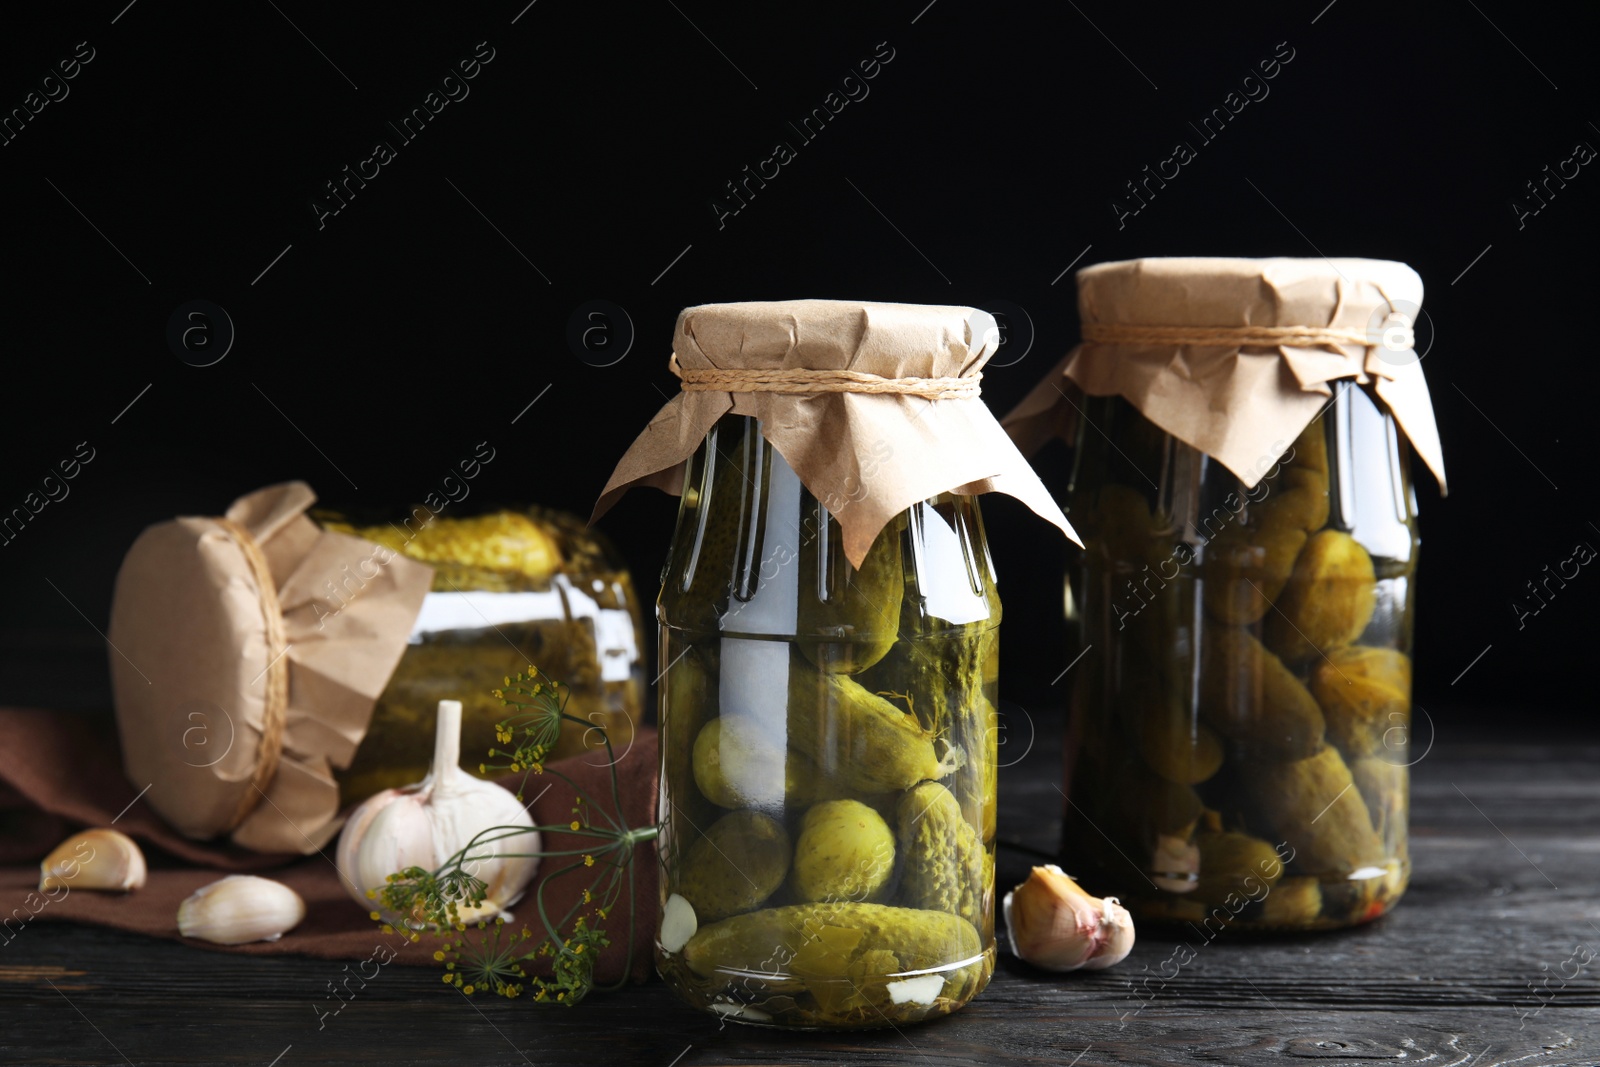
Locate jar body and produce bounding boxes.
[1061,389,1417,931]
[656,415,999,1028]
[319,507,645,805]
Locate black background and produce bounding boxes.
[1,0,1594,731]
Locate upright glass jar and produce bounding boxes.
[1062,393,1416,929]
[1037,257,1445,933]
[655,415,1000,1028]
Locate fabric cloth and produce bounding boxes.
[0,706,659,983]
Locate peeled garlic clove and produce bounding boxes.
[177,875,305,945]
[1151,833,1201,894]
[39,828,146,892]
[1003,864,1135,972]
[659,892,697,954]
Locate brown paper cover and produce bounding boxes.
[594,299,1078,565]
[1004,257,1447,493]
[108,482,434,854]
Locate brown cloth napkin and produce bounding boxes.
[0,707,660,984]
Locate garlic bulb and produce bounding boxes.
[1003,865,1135,972]
[39,828,146,892]
[337,699,539,924]
[178,875,305,944]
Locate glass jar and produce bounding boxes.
[655,415,999,1028]
[318,506,645,805]
[1061,386,1417,930]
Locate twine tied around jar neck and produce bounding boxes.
[668,352,982,401]
[1081,318,1415,352]
[213,517,289,831]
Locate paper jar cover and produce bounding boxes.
[593,299,1078,566]
[1004,257,1446,493]
[108,482,434,854]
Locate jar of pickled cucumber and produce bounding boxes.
[317,505,645,805]
[595,299,1076,1027]
[1006,258,1447,933]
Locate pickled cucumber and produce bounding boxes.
[895,783,987,926]
[787,656,956,795]
[792,800,896,904]
[691,716,840,811]
[1126,673,1224,785]
[1265,531,1377,664]
[664,643,720,831]
[1200,421,1331,624]
[1277,418,1330,531]
[1198,627,1326,760]
[681,902,985,1017]
[873,638,998,839]
[855,618,998,839]
[1310,646,1411,758]
[1191,831,1284,908]
[678,811,792,921]
[1202,520,1308,625]
[798,515,904,675]
[1246,746,1384,874]
[1257,875,1323,926]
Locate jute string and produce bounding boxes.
[215,517,289,831]
[1081,321,1414,350]
[669,353,981,401]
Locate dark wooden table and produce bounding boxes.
[4,711,1597,1067]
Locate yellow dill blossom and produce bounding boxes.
[433,950,446,961]
[584,855,595,867]
[369,911,381,921]
[570,820,580,831]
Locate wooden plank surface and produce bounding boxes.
[3,713,1597,1066]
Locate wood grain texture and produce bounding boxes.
[3,715,1597,1066]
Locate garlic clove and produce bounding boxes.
[39,828,147,892]
[1151,833,1201,894]
[659,892,697,954]
[177,875,305,945]
[1003,864,1135,972]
